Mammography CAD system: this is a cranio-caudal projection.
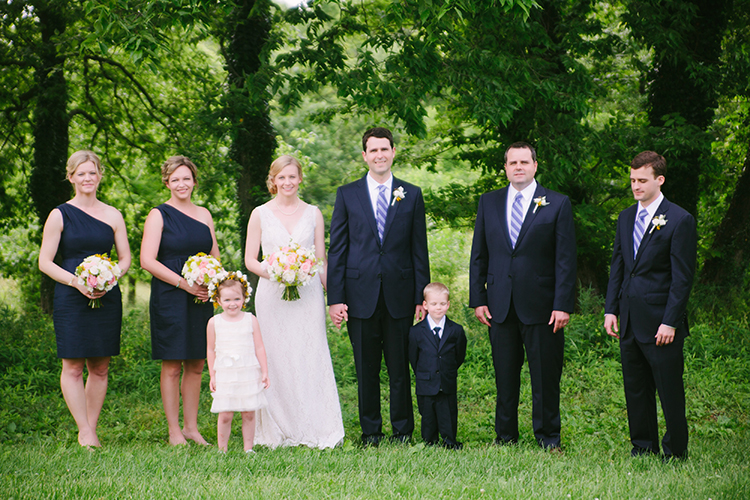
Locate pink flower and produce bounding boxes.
[286,254,297,265]
[300,261,312,274]
[87,275,98,288]
[208,268,216,278]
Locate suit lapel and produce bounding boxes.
[634,198,670,268]
[355,175,381,244]
[437,320,455,351]
[514,184,545,249]
[382,177,402,243]
[423,321,439,350]
[494,187,514,251]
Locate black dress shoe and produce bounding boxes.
[362,434,384,447]
[631,446,658,457]
[443,441,464,450]
[389,434,412,444]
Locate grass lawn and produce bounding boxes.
[1,284,749,499]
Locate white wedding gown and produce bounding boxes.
[254,203,345,449]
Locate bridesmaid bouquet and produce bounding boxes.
[75,253,123,308]
[182,252,224,303]
[262,242,322,301]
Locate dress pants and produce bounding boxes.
[620,322,688,458]
[417,392,459,446]
[348,288,414,439]
[489,301,564,448]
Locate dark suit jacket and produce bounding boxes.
[408,317,467,396]
[469,184,577,324]
[328,175,430,319]
[604,197,697,343]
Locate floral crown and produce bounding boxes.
[208,270,253,308]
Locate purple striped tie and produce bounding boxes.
[376,184,388,242]
[633,208,648,257]
[510,192,524,248]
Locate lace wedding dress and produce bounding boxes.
[254,203,345,449]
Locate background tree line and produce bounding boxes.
[1,0,748,312]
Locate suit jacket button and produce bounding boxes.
[377,273,382,279]
[380,251,385,255]
[630,273,635,277]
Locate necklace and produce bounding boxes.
[275,198,300,216]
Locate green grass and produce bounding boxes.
[1,288,749,498]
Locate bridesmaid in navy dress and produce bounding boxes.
[140,156,220,446]
[38,150,131,447]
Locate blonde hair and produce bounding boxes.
[161,155,198,185]
[66,150,103,178]
[423,282,450,300]
[266,155,303,195]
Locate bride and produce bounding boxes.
[244,155,345,449]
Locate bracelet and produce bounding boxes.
[175,278,181,288]
[68,276,75,286]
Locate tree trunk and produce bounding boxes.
[700,134,750,288]
[632,0,730,216]
[222,0,277,299]
[30,1,70,314]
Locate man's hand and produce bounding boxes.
[655,324,675,346]
[328,303,348,329]
[415,304,426,322]
[604,313,619,339]
[474,306,492,327]
[549,310,569,333]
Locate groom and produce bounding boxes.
[328,127,430,445]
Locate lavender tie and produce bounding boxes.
[633,208,649,257]
[510,192,524,248]
[376,184,388,242]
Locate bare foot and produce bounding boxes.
[182,429,209,445]
[168,430,188,446]
[78,429,101,448]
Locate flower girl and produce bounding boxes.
[207,272,269,453]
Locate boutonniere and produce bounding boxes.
[649,214,667,233]
[391,186,406,206]
[532,196,549,213]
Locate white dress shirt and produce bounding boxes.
[505,180,537,237]
[427,315,446,339]
[367,173,393,217]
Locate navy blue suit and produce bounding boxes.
[605,197,697,458]
[409,317,467,446]
[469,183,576,447]
[328,175,430,440]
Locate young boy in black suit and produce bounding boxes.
[408,282,467,449]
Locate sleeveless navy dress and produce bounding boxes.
[149,204,213,360]
[53,203,122,359]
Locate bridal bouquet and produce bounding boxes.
[182,252,224,303]
[75,253,123,308]
[262,242,322,301]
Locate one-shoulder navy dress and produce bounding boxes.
[53,203,122,359]
[149,204,213,360]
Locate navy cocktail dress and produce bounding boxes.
[53,203,122,358]
[149,204,213,360]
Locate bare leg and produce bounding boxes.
[161,360,187,445]
[181,358,208,444]
[217,412,233,452]
[60,358,100,447]
[84,357,111,433]
[241,411,256,452]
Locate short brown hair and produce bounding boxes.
[423,282,450,300]
[161,156,198,185]
[66,150,103,178]
[631,151,666,178]
[266,155,303,195]
[362,127,394,152]
[504,142,537,163]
